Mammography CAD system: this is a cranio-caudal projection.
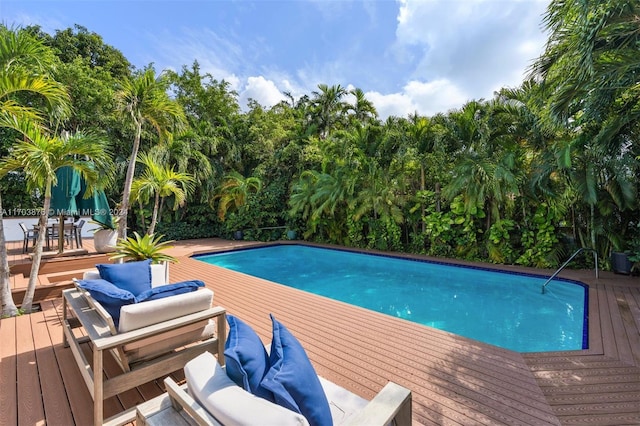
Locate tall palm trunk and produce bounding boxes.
[157,197,165,225]
[0,193,19,317]
[147,193,161,235]
[22,187,52,312]
[137,199,147,235]
[118,120,142,239]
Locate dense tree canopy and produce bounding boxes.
[2,0,640,275]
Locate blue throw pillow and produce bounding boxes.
[96,259,152,296]
[260,314,332,426]
[76,278,136,326]
[135,280,204,303]
[224,315,273,401]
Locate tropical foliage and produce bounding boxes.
[0,26,70,316]
[109,231,176,263]
[2,1,640,315]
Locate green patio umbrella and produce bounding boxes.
[50,166,112,253]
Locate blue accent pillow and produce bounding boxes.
[76,278,136,326]
[96,259,152,296]
[135,280,204,303]
[224,315,273,401]
[261,314,332,426]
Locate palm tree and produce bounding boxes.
[130,152,195,235]
[353,160,405,224]
[289,170,320,227]
[309,84,348,139]
[213,172,262,221]
[443,99,522,231]
[0,26,69,317]
[347,87,378,125]
[0,130,110,312]
[531,0,640,119]
[115,68,186,239]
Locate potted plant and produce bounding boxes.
[109,232,177,263]
[286,229,297,240]
[109,232,177,282]
[610,251,632,275]
[612,223,640,275]
[90,218,118,254]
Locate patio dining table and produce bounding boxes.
[33,222,79,251]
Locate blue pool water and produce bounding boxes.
[195,245,588,352]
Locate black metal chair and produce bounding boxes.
[19,222,37,253]
[49,222,74,249]
[73,219,85,248]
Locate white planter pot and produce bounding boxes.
[94,229,118,253]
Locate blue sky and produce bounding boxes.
[2,0,549,119]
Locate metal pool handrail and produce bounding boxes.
[541,248,598,294]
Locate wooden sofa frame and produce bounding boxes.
[137,376,412,425]
[136,358,412,426]
[61,286,226,426]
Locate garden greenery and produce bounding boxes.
[3,2,640,273]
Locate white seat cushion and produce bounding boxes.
[319,376,368,425]
[118,288,213,333]
[185,352,309,426]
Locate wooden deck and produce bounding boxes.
[1,238,639,425]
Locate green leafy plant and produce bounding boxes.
[109,232,177,264]
[89,216,118,231]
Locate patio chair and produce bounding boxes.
[63,261,226,426]
[136,351,412,426]
[49,221,74,249]
[73,218,85,247]
[19,222,37,253]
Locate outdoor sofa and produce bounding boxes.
[136,315,413,426]
[63,260,226,426]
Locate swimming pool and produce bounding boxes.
[195,244,588,352]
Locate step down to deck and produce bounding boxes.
[40,268,91,285]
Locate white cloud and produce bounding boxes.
[404,79,468,115]
[239,76,287,109]
[393,0,548,106]
[367,78,468,120]
[366,91,417,121]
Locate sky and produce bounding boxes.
[2,0,550,120]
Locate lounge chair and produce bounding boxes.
[136,351,412,425]
[64,262,226,426]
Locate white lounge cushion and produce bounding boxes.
[118,288,213,333]
[184,352,309,426]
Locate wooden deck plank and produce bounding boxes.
[608,284,636,365]
[597,284,619,358]
[31,301,76,426]
[15,312,45,425]
[616,285,640,367]
[0,313,18,426]
[47,298,96,426]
